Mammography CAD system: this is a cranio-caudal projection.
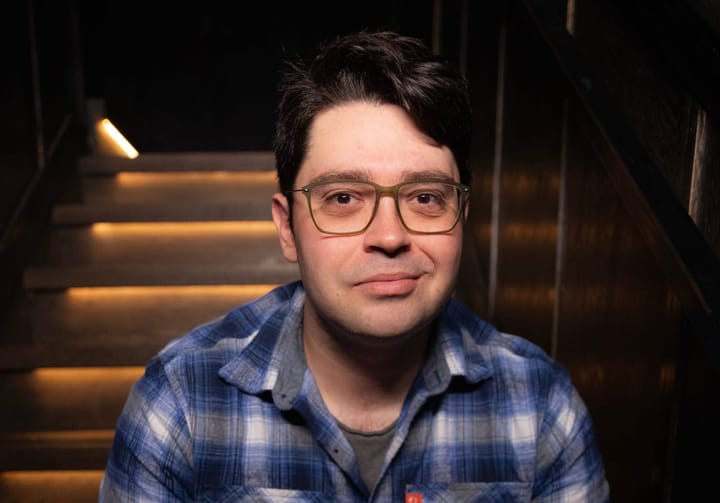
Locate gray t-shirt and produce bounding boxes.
[338,420,398,491]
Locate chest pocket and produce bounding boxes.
[406,482,532,502]
[197,486,335,503]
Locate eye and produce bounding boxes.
[312,183,373,217]
[320,188,364,208]
[329,192,355,205]
[402,183,457,216]
[414,192,440,205]
[314,182,373,207]
[406,188,446,207]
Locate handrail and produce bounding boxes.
[0,0,43,251]
[517,0,720,348]
[0,0,77,252]
[0,114,73,252]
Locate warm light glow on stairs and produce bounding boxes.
[0,470,105,498]
[8,429,115,446]
[115,170,277,186]
[90,220,278,235]
[30,366,144,384]
[67,284,277,299]
[3,149,284,501]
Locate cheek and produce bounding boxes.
[295,233,359,273]
[421,233,464,269]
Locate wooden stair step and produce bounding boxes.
[0,285,275,368]
[0,367,141,432]
[53,201,272,223]
[77,171,277,204]
[0,470,104,503]
[23,262,299,289]
[22,223,298,287]
[13,285,274,346]
[0,431,113,470]
[54,170,278,223]
[78,151,275,174]
[36,223,286,267]
[0,343,173,368]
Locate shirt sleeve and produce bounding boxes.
[99,358,194,502]
[532,374,610,502]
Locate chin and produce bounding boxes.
[342,311,435,340]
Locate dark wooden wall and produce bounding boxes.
[453,0,720,501]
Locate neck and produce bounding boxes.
[303,308,433,432]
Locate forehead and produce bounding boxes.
[298,102,458,185]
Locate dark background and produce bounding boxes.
[79,1,435,152]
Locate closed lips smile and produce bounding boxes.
[355,274,419,295]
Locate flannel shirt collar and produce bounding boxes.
[219,282,494,407]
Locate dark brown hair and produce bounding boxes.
[273,31,472,193]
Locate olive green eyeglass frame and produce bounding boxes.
[285,179,471,235]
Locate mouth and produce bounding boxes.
[354,273,420,297]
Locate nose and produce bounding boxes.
[362,195,410,256]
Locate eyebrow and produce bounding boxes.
[305,169,457,186]
[399,169,458,183]
[306,170,371,185]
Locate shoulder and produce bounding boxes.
[446,301,594,436]
[124,282,302,410]
[127,282,300,400]
[444,299,572,393]
[156,282,299,363]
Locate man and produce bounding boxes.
[101,31,609,501]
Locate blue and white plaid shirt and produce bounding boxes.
[100,281,609,502]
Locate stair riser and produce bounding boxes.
[78,151,276,173]
[0,368,140,432]
[40,225,287,267]
[78,172,277,205]
[23,264,299,289]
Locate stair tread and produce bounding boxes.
[78,151,275,173]
[2,430,114,448]
[78,170,277,201]
[0,368,140,432]
[0,343,169,368]
[0,430,112,469]
[0,286,274,362]
[53,201,272,223]
[0,470,104,502]
[23,262,299,289]
[36,223,288,266]
[55,170,277,223]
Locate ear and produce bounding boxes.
[462,198,471,222]
[272,193,298,263]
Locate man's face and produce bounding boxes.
[272,102,465,340]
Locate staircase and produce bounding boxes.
[0,151,299,501]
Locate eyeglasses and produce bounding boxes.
[286,180,470,235]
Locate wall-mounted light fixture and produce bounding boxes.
[95,118,139,158]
